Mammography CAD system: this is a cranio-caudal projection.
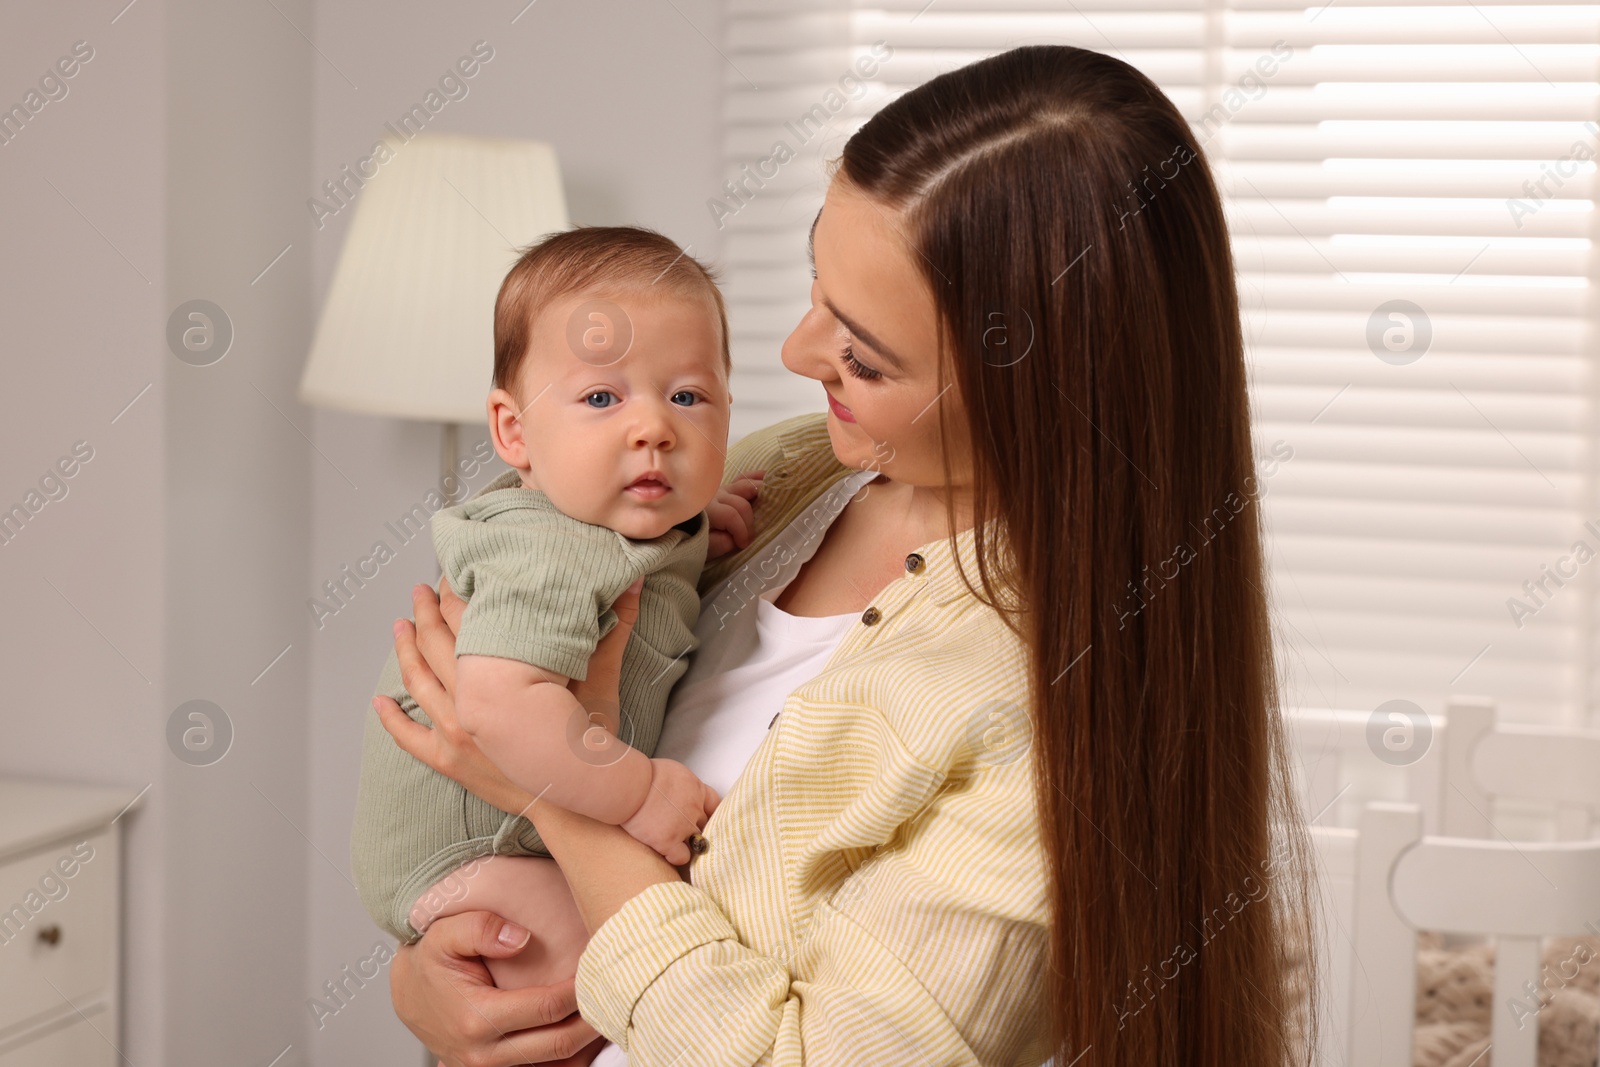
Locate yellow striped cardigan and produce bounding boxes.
[574,412,1051,1066]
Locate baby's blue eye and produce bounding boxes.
[585,391,617,408]
[671,391,700,407]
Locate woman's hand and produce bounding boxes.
[378,574,685,934]
[372,579,534,815]
[374,576,646,817]
[389,910,605,1067]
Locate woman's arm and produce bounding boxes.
[384,582,1049,1066]
[567,747,1049,1067]
[523,801,681,936]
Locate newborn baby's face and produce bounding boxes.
[512,289,730,540]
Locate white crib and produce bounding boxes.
[1290,696,1600,1067]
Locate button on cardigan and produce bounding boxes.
[573,412,1051,1067]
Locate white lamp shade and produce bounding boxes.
[299,132,569,423]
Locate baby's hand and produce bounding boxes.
[620,758,720,866]
[706,469,765,559]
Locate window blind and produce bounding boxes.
[717,0,1600,727]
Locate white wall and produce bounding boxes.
[0,5,169,1065]
[304,2,725,1061]
[3,1,319,1064]
[163,0,315,1062]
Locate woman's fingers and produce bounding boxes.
[704,782,721,818]
[569,578,641,722]
[502,1015,604,1067]
[437,575,466,635]
[411,584,458,695]
[386,619,542,814]
[597,579,643,676]
[392,912,599,1067]
[420,909,531,962]
[392,618,455,731]
[614,576,643,625]
[373,695,432,762]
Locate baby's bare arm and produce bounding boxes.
[454,654,652,825]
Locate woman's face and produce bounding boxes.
[781,179,973,494]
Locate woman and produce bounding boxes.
[378,44,1316,1067]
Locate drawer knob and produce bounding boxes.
[37,925,61,946]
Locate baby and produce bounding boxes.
[351,225,753,996]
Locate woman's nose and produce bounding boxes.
[780,304,839,382]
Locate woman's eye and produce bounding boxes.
[840,344,882,382]
[671,390,700,407]
[584,391,617,408]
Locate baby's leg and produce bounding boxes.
[409,854,591,991]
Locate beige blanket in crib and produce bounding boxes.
[1413,933,1599,1067]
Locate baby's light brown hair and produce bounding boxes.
[493,225,731,392]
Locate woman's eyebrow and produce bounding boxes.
[820,298,909,373]
[806,208,909,373]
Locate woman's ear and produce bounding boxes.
[486,388,529,470]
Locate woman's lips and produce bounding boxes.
[826,390,856,423]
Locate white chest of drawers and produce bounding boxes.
[0,778,138,1065]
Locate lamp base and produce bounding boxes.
[437,422,459,580]
[441,422,460,502]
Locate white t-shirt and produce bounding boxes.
[590,468,874,1067]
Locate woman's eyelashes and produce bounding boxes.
[840,344,882,382]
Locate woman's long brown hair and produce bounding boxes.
[838,45,1316,1066]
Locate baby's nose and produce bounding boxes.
[631,420,675,449]
[631,400,679,446]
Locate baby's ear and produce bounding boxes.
[486,388,528,468]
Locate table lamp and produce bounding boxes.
[298,131,569,490]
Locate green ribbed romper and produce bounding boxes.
[350,468,709,942]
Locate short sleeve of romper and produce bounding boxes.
[434,468,698,682]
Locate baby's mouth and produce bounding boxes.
[625,473,671,498]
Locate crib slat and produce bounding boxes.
[1491,936,1541,1067]
[1310,827,1357,1066]
[1348,803,1422,1067]
[1440,696,1495,839]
